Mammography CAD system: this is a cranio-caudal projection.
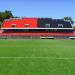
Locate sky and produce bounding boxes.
[0,0,75,20]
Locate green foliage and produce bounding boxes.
[64,17,74,25]
[0,10,13,25]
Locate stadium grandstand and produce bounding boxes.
[0,17,75,39]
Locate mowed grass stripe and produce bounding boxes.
[0,56,75,59]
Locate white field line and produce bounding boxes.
[0,57,75,59]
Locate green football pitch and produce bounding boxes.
[0,39,75,75]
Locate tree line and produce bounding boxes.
[0,10,75,26]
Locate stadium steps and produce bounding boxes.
[0,32,75,39]
[0,32,75,36]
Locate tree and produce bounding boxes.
[4,10,13,19]
[0,10,14,26]
[64,17,74,25]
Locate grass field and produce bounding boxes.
[0,39,75,75]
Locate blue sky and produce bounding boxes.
[0,0,75,20]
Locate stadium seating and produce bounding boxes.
[0,32,75,36]
[0,18,74,39]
